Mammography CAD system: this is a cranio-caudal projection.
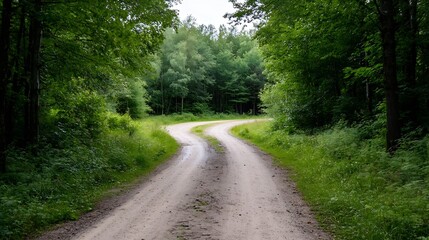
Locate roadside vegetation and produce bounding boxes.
[0,114,178,239]
[232,121,429,239]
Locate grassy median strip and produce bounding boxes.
[191,124,224,153]
[231,121,429,240]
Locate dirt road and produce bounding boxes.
[43,120,328,240]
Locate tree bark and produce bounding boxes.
[401,0,419,127]
[6,4,26,146]
[0,0,13,172]
[25,0,42,144]
[379,0,401,152]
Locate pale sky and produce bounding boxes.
[174,0,237,28]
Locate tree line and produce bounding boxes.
[0,0,176,173]
[145,18,266,115]
[0,1,266,173]
[230,0,429,152]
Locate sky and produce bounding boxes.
[174,0,237,28]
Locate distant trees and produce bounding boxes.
[0,0,177,172]
[229,0,429,152]
[146,19,266,115]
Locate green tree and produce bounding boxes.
[229,0,429,151]
[0,0,177,172]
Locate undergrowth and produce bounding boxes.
[0,114,178,239]
[232,121,429,240]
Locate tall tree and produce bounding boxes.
[0,0,13,172]
[377,0,401,151]
[398,0,419,127]
[0,0,178,172]
[229,0,429,151]
[25,0,43,143]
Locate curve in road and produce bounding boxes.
[68,120,328,240]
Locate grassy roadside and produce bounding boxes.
[0,115,179,239]
[231,121,429,240]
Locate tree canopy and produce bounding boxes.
[0,0,177,172]
[230,0,429,151]
[146,19,266,115]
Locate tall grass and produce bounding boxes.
[232,121,429,240]
[0,114,178,239]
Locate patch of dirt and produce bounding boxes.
[168,144,226,240]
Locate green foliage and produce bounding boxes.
[0,0,178,171]
[0,115,178,239]
[250,0,374,131]
[146,21,266,115]
[231,0,429,144]
[43,79,108,144]
[232,121,429,239]
[115,79,151,119]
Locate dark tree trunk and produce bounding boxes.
[181,97,184,114]
[253,96,257,115]
[160,77,164,115]
[25,0,42,144]
[402,0,419,127]
[6,4,26,146]
[366,81,373,116]
[0,0,13,172]
[379,0,401,152]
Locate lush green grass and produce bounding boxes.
[191,124,224,153]
[231,121,429,240]
[0,114,178,239]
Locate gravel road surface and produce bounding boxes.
[39,120,329,240]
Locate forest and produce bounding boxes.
[230,0,429,151]
[1,0,429,239]
[230,0,429,239]
[146,18,265,115]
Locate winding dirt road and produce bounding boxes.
[40,120,329,240]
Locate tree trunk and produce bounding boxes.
[160,77,164,115]
[181,97,184,114]
[25,0,42,144]
[379,0,401,152]
[6,4,26,146]
[366,80,373,116]
[253,94,257,115]
[402,0,419,127]
[0,0,13,172]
